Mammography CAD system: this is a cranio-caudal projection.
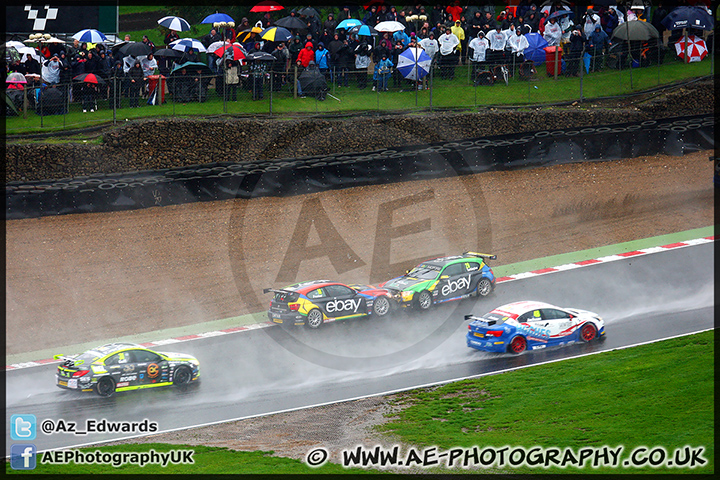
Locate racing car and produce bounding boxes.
[466,300,605,354]
[54,342,200,397]
[263,280,393,328]
[379,252,496,310]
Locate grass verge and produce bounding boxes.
[376,330,714,474]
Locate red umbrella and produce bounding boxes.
[73,73,105,84]
[675,35,708,62]
[251,1,284,13]
[214,44,247,61]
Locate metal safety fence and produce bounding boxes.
[4,42,714,132]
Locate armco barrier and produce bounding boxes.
[5,114,714,220]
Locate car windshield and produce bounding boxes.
[406,264,441,280]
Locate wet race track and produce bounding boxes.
[5,242,714,454]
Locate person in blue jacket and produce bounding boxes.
[393,28,411,48]
[374,52,393,91]
[315,41,331,82]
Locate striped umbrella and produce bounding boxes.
[170,38,207,53]
[260,26,293,42]
[157,16,191,32]
[397,46,432,80]
[72,29,107,43]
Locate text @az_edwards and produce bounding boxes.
[306,445,708,470]
[40,418,158,435]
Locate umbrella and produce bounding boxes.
[214,44,247,61]
[374,21,406,33]
[524,33,549,65]
[661,6,714,31]
[540,0,571,7]
[547,9,573,21]
[349,24,378,37]
[251,1,284,13]
[337,18,364,30]
[158,15,191,32]
[246,51,276,61]
[73,73,105,84]
[611,20,659,41]
[6,72,27,84]
[201,13,235,24]
[295,7,319,18]
[170,38,207,53]
[169,61,213,76]
[396,46,432,80]
[274,15,308,30]
[153,47,183,58]
[237,25,264,43]
[260,26,293,42]
[675,35,707,62]
[72,29,107,43]
[5,40,25,49]
[119,42,152,57]
[16,46,42,62]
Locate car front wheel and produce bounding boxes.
[580,323,597,342]
[173,366,192,385]
[95,376,116,397]
[415,291,433,311]
[306,309,324,328]
[373,296,391,317]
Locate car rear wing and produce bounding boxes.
[464,314,497,325]
[463,252,497,262]
[262,288,300,302]
[262,288,293,295]
[53,354,78,365]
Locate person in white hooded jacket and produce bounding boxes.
[437,27,460,79]
[468,30,490,76]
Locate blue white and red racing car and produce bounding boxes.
[466,300,605,354]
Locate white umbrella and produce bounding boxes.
[5,40,25,49]
[158,15,191,31]
[170,38,207,53]
[207,40,231,53]
[397,46,432,80]
[374,21,407,33]
[17,46,42,62]
[72,29,108,43]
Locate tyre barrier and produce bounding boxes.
[5,114,714,220]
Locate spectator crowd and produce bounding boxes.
[4,1,713,115]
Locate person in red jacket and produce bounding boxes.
[296,41,315,68]
[446,1,463,23]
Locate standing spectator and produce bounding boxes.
[96,49,112,79]
[438,27,460,79]
[142,35,156,52]
[526,11,540,33]
[222,59,239,100]
[543,17,562,46]
[507,27,530,68]
[374,52,393,91]
[587,24,611,72]
[108,60,124,109]
[582,9,602,39]
[451,19,466,64]
[127,59,143,107]
[328,33,344,85]
[601,7,619,37]
[296,41,315,69]
[24,53,42,75]
[202,28,222,72]
[391,40,405,88]
[446,1,463,23]
[468,10,484,40]
[164,29,179,47]
[354,38,372,89]
[315,42,331,81]
[651,3,668,44]
[487,25,507,67]
[481,11,497,33]
[468,30,490,77]
[289,36,303,65]
[626,5,646,22]
[271,42,289,91]
[323,13,338,32]
[419,31,439,64]
[141,53,158,78]
[179,48,198,64]
[564,26,585,76]
[363,5,379,27]
[42,55,61,85]
[85,50,98,74]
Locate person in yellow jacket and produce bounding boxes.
[451,19,466,64]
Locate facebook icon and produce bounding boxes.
[11,444,37,470]
[11,414,36,440]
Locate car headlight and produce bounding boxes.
[401,291,414,302]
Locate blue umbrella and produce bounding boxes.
[397,46,432,80]
[170,38,207,53]
[336,18,363,30]
[201,13,235,24]
[547,9,573,21]
[72,29,107,43]
[661,6,713,31]
[350,24,378,37]
[524,33,548,65]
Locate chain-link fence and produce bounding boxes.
[4,41,714,131]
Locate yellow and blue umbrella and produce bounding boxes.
[260,26,293,42]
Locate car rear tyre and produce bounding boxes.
[373,296,391,317]
[173,366,192,385]
[95,376,116,397]
[580,323,597,342]
[415,291,433,311]
[476,278,493,297]
[306,309,323,329]
[509,336,527,354]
